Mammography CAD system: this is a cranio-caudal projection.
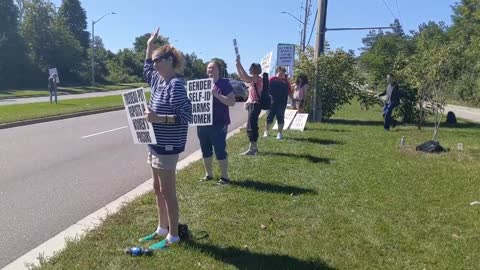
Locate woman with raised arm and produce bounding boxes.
[140,28,192,247]
[236,58,263,155]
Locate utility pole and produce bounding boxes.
[301,0,310,52]
[313,0,327,121]
[310,0,392,122]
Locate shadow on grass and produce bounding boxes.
[231,179,317,195]
[441,122,480,129]
[306,127,351,133]
[185,241,335,270]
[262,151,332,164]
[286,137,344,145]
[326,118,384,127]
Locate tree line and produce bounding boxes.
[293,0,479,132]
[0,0,229,90]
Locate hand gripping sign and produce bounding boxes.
[122,88,157,144]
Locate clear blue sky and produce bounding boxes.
[51,0,457,74]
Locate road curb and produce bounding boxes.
[0,107,125,130]
[1,116,253,270]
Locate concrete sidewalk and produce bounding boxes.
[444,104,480,124]
[0,88,149,106]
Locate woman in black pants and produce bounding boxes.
[236,59,263,155]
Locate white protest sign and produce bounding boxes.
[276,44,295,78]
[187,78,214,126]
[122,88,157,144]
[273,109,298,130]
[48,68,60,83]
[261,51,273,75]
[233,39,240,61]
[290,113,309,131]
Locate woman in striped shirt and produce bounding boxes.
[141,28,192,246]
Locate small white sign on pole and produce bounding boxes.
[122,88,157,144]
[290,113,309,131]
[187,78,214,126]
[48,68,60,83]
[261,51,273,75]
[273,109,298,130]
[276,44,295,78]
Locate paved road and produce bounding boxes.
[444,104,480,123]
[0,103,248,268]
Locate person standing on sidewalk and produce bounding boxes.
[377,73,401,131]
[263,66,292,140]
[236,59,263,155]
[141,28,192,246]
[48,74,58,104]
[198,60,235,185]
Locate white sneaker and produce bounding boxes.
[276,133,283,140]
[263,131,268,138]
[240,148,258,156]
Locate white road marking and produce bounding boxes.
[81,126,128,139]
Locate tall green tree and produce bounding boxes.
[296,47,364,119]
[106,49,142,83]
[0,0,28,88]
[21,0,84,85]
[449,0,480,105]
[57,0,89,51]
[184,53,207,80]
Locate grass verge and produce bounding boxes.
[33,102,480,270]
[0,83,147,99]
[0,93,151,124]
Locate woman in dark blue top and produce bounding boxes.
[140,28,192,246]
[197,60,235,185]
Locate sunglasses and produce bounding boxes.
[153,54,170,63]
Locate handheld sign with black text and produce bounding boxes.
[233,39,240,61]
[187,78,214,126]
[122,88,157,144]
[290,113,309,131]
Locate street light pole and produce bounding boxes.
[281,11,307,52]
[91,12,116,86]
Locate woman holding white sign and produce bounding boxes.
[197,60,235,185]
[141,28,192,247]
[236,59,263,155]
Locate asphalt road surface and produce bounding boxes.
[0,103,247,268]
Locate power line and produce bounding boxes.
[395,0,403,26]
[307,8,317,46]
[381,0,398,21]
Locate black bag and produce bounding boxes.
[415,140,445,153]
[446,111,457,125]
[178,223,190,240]
[254,73,271,110]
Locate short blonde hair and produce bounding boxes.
[152,45,186,74]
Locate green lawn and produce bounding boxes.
[0,93,151,124]
[34,102,480,270]
[0,83,147,99]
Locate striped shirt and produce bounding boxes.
[144,59,192,155]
